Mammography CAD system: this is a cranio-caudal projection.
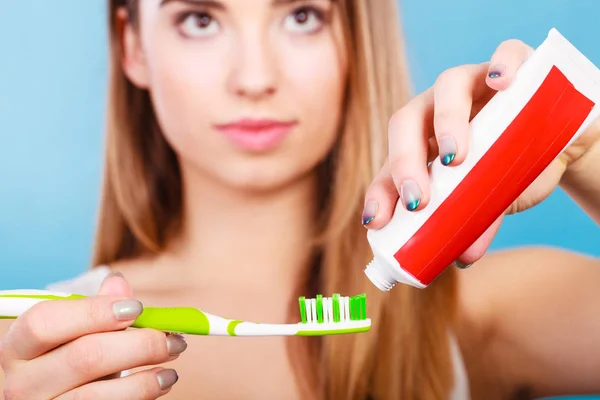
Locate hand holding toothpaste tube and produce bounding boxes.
[362,29,600,289]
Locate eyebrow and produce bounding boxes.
[160,0,333,9]
[272,0,334,5]
[160,0,226,10]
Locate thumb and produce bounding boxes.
[97,271,134,298]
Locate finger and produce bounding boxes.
[2,294,143,361]
[362,137,441,228]
[23,330,187,398]
[486,39,534,90]
[97,271,136,380]
[388,88,434,211]
[54,367,178,400]
[454,214,505,268]
[362,161,399,228]
[433,64,490,166]
[98,271,134,298]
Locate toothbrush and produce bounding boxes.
[0,290,370,336]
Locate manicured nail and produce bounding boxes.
[362,201,378,225]
[112,299,143,321]
[439,136,457,166]
[157,369,179,390]
[454,261,473,269]
[488,64,505,79]
[166,334,188,355]
[101,271,124,285]
[400,180,421,211]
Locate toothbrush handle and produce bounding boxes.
[0,291,216,335]
[132,307,211,335]
[0,290,86,319]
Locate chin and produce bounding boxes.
[210,158,319,194]
[172,130,335,196]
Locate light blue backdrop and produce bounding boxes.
[0,0,598,289]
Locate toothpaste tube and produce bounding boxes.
[364,28,600,290]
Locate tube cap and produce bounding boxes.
[364,258,396,292]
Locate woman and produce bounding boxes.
[1,0,599,399]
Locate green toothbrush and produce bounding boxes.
[0,290,370,336]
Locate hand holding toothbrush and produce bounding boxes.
[363,37,600,269]
[0,273,185,400]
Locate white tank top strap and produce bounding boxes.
[45,265,112,296]
[449,332,470,399]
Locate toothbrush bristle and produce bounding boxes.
[299,296,307,323]
[299,293,367,324]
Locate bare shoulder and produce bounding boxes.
[455,246,600,397]
[457,245,600,312]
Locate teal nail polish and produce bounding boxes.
[406,199,420,211]
[441,153,456,166]
[401,180,422,212]
[363,215,374,225]
[488,64,505,79]
[438,136,457,166]
[454,261,473,269]
[361,201,378,225]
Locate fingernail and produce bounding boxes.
[102,271,124,284]
[112,299,143,321]
[157,369,179,390]
[166,334,188,355]
[439,136,457,166]
[361,201,378,225]
[400,180,421,211]
[488,64,505,79]
[454,261,473,269]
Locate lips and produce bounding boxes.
[215,118,297,152]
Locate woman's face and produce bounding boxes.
[123,0,348,191]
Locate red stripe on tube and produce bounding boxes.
[395,66,595,286]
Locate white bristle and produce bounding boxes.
[305,298,312,323]
[301,294,364,325]
[343,297,350,322]
[327,297,334,322]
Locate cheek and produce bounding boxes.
[144,32,229,148]
[281,39,346,119]
[279,35,347,152]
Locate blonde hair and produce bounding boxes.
[95,1,458,399]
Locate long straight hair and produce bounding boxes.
[94,1,458,399]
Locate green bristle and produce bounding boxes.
[332,293,340,322]
[316,294,323,323]
[349,294,367,321]
[359,293,367,320]
[299,296,307,323]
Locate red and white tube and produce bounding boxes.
[364,28,600,290]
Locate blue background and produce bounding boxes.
[0,0,599,289]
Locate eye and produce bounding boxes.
[179,12,220,38]
[283,7,324,34]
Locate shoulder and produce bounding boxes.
[457,246,599,312]
[456,245,600,336]
[45,265,112,296]
[455,246,600,396]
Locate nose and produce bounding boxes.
[229,34,278,101]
